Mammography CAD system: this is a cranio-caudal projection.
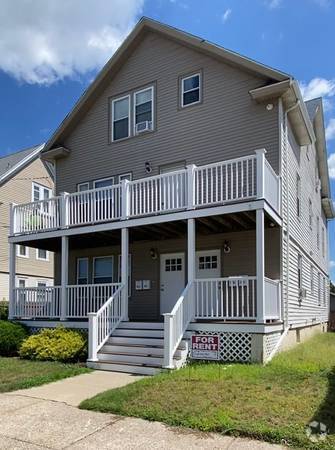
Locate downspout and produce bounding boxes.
[283,100,300,330]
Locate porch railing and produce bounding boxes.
[88,284,124,361]
[163,282,193,368]
[264,278,281,320]
[194,276,257,320]
[13,286,61,319]
[11,150,280,235]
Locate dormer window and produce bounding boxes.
[112,95,130,141]
[181,73,201,107]
[134,86,154,134]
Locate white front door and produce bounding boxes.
[196,250,221,279]
[160,253,185,314]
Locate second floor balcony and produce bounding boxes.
[11,149,280,236]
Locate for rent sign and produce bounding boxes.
[191,335,219,360]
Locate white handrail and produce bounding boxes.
[163,282,193,369]
[88,284,124,361]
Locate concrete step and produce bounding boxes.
[87,360,161,376]
[98,352,165,365]
[113,328,164,338]
[118,322,164,330]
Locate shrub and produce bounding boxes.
[0,301,8,320]
[19,327,87,363]
[0,320,28,356]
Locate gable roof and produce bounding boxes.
[42,17,291,155]
[0,143,46,186]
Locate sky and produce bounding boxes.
[0,0,334,278]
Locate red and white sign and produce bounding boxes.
[191,334,219,360]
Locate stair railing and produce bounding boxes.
[88,283,124,361]
[163,282,193,369]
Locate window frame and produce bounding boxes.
[17,278,27,288]
[133,85,154,135]
[118,173,133,183]
[93,177,115,189]
[17,245,28,258]
[36,248,49,261]
[32,181,52,202]
[111,94,131,142]
[77,182,90,192]
[298,254,303,296]
[76,257,89,285]
[181,72,201,108]
[93,255,114,284]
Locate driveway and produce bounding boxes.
[0,371,286,449]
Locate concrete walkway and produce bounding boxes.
[0,371,286,449]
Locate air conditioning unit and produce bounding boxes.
[135,121,152,134]
[299,288,307,299]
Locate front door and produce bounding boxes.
[160,253,185,314]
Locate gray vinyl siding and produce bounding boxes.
[56,31,279,194]
[55,228,280,320]
[281,111,329,327]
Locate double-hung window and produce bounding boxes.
[134,86,153,134]
[77,258,89,285]
[36,248,48,261]
[112,95,130,141]
[181,73,201,107]
[17,245,28,258]
[93,256,114,284]
[32,182,51,212]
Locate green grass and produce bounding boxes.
[80,333,335,449]
[0,357,91,393]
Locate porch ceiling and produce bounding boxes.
[21,211,277,251]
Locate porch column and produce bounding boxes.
[60,236,69,321]
[8,243,16,320]
[187,219,196,318]
[121,227,129,321]
[256,209,265,323]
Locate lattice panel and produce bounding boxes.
[264,332,281,362]
[193,331,252,362]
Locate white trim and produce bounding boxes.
[93,255,114,284]
[133,85,154,135]
[36,248,49,261]
[93,176,115,188]
[32,181,52,204]
[77,182,90,192]
[77,257,89,284]
[118,173,132,182]
[111,94,131,142]
[17,245,29,258]
[16,277,27,288]
[0,144,44,186]
[181,72,201,108]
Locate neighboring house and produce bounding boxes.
[0,144,54,301]
[7,18,334,374]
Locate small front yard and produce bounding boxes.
[80,333,335,449]
[0,357,90,393]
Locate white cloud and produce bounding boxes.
[222,8,232,23]
[0,0,144,85]
[328,153,335,178]
[329,260,335,269]
[299,77,335,101]
[265,0,282,9]
[326,119,335,141]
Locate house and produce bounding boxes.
[0,144,54,302]
[7,18,334,374]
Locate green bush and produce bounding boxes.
[0,320,28,356]
[19,327,87,363]
[0,301,8,320]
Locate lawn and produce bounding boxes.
[80,333,335,449]
[0,357,91,393]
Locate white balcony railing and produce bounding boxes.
[11,150,280,235]
[264,278,281,321]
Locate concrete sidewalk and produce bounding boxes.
[0,371,286,449]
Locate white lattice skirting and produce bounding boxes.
[193,331,252,362]
[263,332,282,362]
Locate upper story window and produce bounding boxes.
[112,95,130,142]
[94,177,114,189]
[17,245,28,258]
[119,173,132,183]
[296,174,301,218]
[77,182,89,192]
[181,73,201,107]
[36,248,48,261]
[32,182,52,213]
[134,87,154,134]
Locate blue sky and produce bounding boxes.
[0,0,334,278]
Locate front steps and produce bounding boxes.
[87,321,189,375]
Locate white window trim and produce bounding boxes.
[32,181,52,202]
[118,173,132,183]
[93,177,115,189]
[36,280,50,288]
[36,249,49,261]
[111,94,131,142]
[133,86,154,135]
[77,257,89,284]
[93,255,114,283]
[17,277,27,288]
[181,72,201,108]
[17,245,29,259]
[77,182,90,192]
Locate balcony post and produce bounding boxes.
[60,192,69,228]
[186,164,196,209]
[9,202,16,235]
[255,149,266,199]
[121,179,130,220]
[121,227,129,321]
[8,242,16,320]
[60,236,69,321]
[187,218,196,316]
[256,209,265,323]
